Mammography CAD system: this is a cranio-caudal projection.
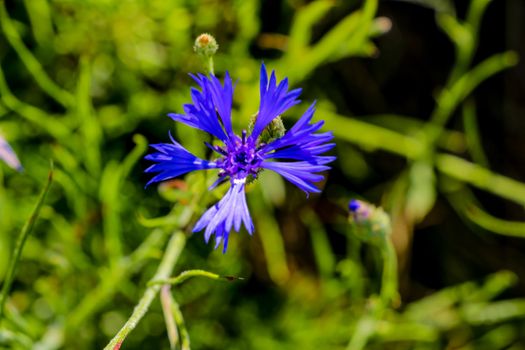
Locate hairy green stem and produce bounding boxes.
[148,269,235,286]
[160,286,179,350]
[103,232,186,350]
[161,286,191,350]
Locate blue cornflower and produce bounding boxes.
[145,64,335,252]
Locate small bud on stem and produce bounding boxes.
[194,33,218,75]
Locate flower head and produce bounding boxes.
[146,64,335,252]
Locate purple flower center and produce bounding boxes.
[215,130,263,181]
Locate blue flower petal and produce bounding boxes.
[0,135,22,171]
[207,73,235,138]
[261,160,333,195]
[168,72,234,141]
[144,132,218,187]
[250,64,302,140]
[193,180,254,253]
[262,103,333,152]
[261,102,335,171]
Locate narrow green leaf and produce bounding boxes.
[0,162,53,318]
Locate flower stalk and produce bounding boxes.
[103,232,186,350]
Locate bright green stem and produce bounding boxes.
[462,100,489,167]
[207,56,215,75]
[153,270,238,349]
[149,269,238,287]
[380,239,398,307]
[103,232,186,350]
[0,164,53,320]
[0,0,74,108]
[436,154,525,206]
[447,185,525,238]
[320,108,525,207]
[171,297,191,350]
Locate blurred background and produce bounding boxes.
[1,0,525,349]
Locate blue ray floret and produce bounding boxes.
[145,64,335,252]
[0,135,22,171]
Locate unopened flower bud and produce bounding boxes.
[194,33,219,57]
[248,113,286,144]
[348,199,391,243]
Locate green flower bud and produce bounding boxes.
[348,199,391,244]
[193,33,218,57]
[248,113,286,144]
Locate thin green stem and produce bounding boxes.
[103,232,186,350]
[462,100,489,167]
[436,153,525,206]
[161,286,191,350]
[160,286,179,350]
[0,164,53,320]
[319,108,525,207]
[446,185,525,238]
[380,239,398,307]
[149,269,240,287]
[207,56,215,75]
[171,297,191,350]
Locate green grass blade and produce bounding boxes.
[0,162,53,319]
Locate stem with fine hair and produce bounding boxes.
[103,232,186,350]
[161,286,191,350]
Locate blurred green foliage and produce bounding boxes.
[1,0,525,349]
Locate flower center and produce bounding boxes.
[216,131,262,181]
